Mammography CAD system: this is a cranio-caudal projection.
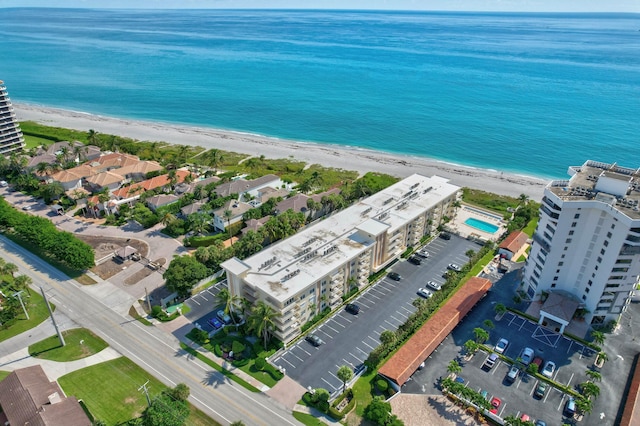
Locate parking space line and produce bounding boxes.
[280,357,296,368]
[368,292,382,301]
[321,378,334,388]
[324,324,340,334]
[299,347,311,356]
[384,320,397,328]
[356,346,368,355]
[390,314,403,323]
[292,353,304,362]
[190,298,201,306]
[200,294,209,301]
[318,329,334,338]
[332,320,346,329]
[566,372,574,388]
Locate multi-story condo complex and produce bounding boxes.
[222,174,460,343]
[522,160,640,326]
[0,80,25,155]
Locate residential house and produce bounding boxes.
[214,174,283,200]
[242,216,270,235]
[175,175,220,196]
[257,186,289,204]
[115,160,163,182]
[498,230,529,261]
[180,201,208,218]
[84,170,126,193]
[146,194,181,212]
[213,200,252,231]
[87,152,139,173]
[50,165,97,191]
[0,365,91,426]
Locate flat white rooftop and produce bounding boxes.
[223,174,460,303]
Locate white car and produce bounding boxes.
[417,288,433,299]
[417,248,430,258]
[541,361,556,378]
[426,281,441,291]
[520,347,535,365]
[447,263,461,272]
[494,338,509,354]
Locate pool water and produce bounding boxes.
[465,217,499,234]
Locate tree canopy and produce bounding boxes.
[163,255,210,297]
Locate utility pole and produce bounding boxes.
[138,380,151,407]
[40,286,65,346]
[13,290,29,320]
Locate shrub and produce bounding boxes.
[376,379,388,392]
[232,340,246,355]
[254,357,266,370]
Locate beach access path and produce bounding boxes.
[16,104,547,200]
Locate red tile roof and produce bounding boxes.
[499,231,528,254]
[378,277,492,386]
[112,170,192,198]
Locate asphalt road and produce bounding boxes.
[0,236,300,426]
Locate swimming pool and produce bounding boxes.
[465,217,499,234]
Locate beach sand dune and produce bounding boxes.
[15,104,546,200]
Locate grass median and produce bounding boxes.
[29,328,108,361]
[0,288,52,343]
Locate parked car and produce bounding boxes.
[22,205,32,211]
[520,347,535,365]
[490,397,501,414]
[416,248,430,258]
[534,381,548,399]
[388,272,401,281]
[408,256,422,265]
[480,390,489,400]
[535,421,547,426]
[521,414,531,422]
[0,180,8,187]
[440,232,452,240]
[216,310,232,324]
[306,334,324,347]
[483,353,499,370]
[542,361,556,378]
[494,338,509,354]
[426,280,442,291]
[345,303,360,315]
[506,364,519,383]
[208,317,223,330]
[531,356,544,372]
[417,288,433,299]
[563,397,576,417]
[447,263,461,272]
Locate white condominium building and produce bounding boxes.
[0,80,25,155]
[222,174,460,343]
[523,160,640,326]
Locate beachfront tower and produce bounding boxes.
[522,160,640,328]
[0,80,25,155]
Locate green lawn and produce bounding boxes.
[0,288,53,343]
[58,357,220,425]
[0,370,10,381]
[293,411,326,426]
[23,134,54,149]
[29,328,108,361]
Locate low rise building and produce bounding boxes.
[222,174,460,343]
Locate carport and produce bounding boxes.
[538,292,579,334]
[378,276,492,389]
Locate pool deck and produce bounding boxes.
[448,203,507,242]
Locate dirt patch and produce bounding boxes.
[124,265,156,285]
[77,235,149,280]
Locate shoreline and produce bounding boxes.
[14,103,547,200]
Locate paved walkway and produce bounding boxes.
[0,346,122,381]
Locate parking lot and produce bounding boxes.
[269,234,481,396]
[184,280,228,332]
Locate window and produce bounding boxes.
[597,257,602,263]
[558,262,564,266]
[553,276,559,281]
[566,238,572,244]
[572,222,577,227]
[585,287,590,294]
[604,240,609,247]
[582,295,587,300]
[574,213,580,219]
[561,254,566,259]
[611,224,616,229]
[600,248,606,255]
[309,288,315,294]
[588,280,592,286]
[551,283,556,288]
[607,232,612,238]
[564,246,568,251]
[569,230,574,236]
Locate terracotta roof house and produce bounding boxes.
[214,174,283,198]
[498,230,529,260]
[112,170,192,199]
[50,164,97,191]
[146,194,181,212]
[87,152,139,172]
[378,277,492,387]
[213,200,252,231]
[115,160,163,181]
[0,365,91,426]
[84,170,126,193]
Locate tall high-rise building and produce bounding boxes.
[522,160,640,327]
[0,80,25,155]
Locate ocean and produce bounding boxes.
[1,8,639,179]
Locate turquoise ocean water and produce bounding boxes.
[1,8,639,179]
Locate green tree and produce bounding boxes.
[580,381,600,400]
[473,327,489,344]
[494,303,507,317]
[11,275,32,292]
[187,212,209,235]
[447,359,462,377]
[143,393,189,426]
[380,330,396,347]
[163,255,210,297]
[2,262,18,277]
[363,396,398,426]
[483,319,495,330]
[216,288,240,324]
[575,396,593,416]
[223,209,234,232]
[465,249,476,258]
[160,212,176,227]
[590,330,605,346]
[247,300,280,349]
[585,369,602,382]
[337,365,353,394]
[169,383,190,402]
[464,340,479,356]
[230,422,246,426]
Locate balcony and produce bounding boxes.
[532,233,551,252]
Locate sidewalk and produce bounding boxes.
[0,346,122,381]
[292,403,343,426]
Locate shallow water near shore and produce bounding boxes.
[1,9,639,178]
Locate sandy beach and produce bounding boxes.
[15,103,547,200]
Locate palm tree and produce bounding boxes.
[585,369,602,382]
[13,275,32,292]
[188,212,209,235]
[223,209,234,234]
[336,365,353,394]
[206,149,224,173]
[518,193,529,206]
[3,262,18,277]
[596,351,608,366]
[216,288,241,324]
[494,303,507,317]
[160,212,176,227]
[350,179,371,200]
[590,330,605,347]
[464,339,479,356]
[580,381,600,400]
[447,359,462,378]
[87,129,99,145]
[248,300,280,349]
[193,184,204,200]
[483,319,495,330]
[473,327,489,344]
[575,396,593,416]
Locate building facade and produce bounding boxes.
[0,80,25,155]
[222,174,460,343]
[522,160,640,326]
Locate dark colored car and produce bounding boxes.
[440,232,452,240]
[345,303,360,314]
[408,256,422,265]
[388,272,401,281]
[563,397,576,417]
[306,334,324,347]
[208,317,223,330]
[534,381,548,399]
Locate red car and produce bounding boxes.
[490,397,501,414]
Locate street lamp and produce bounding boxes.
[13,290,29,320]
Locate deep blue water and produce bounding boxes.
[1,8,639,179]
